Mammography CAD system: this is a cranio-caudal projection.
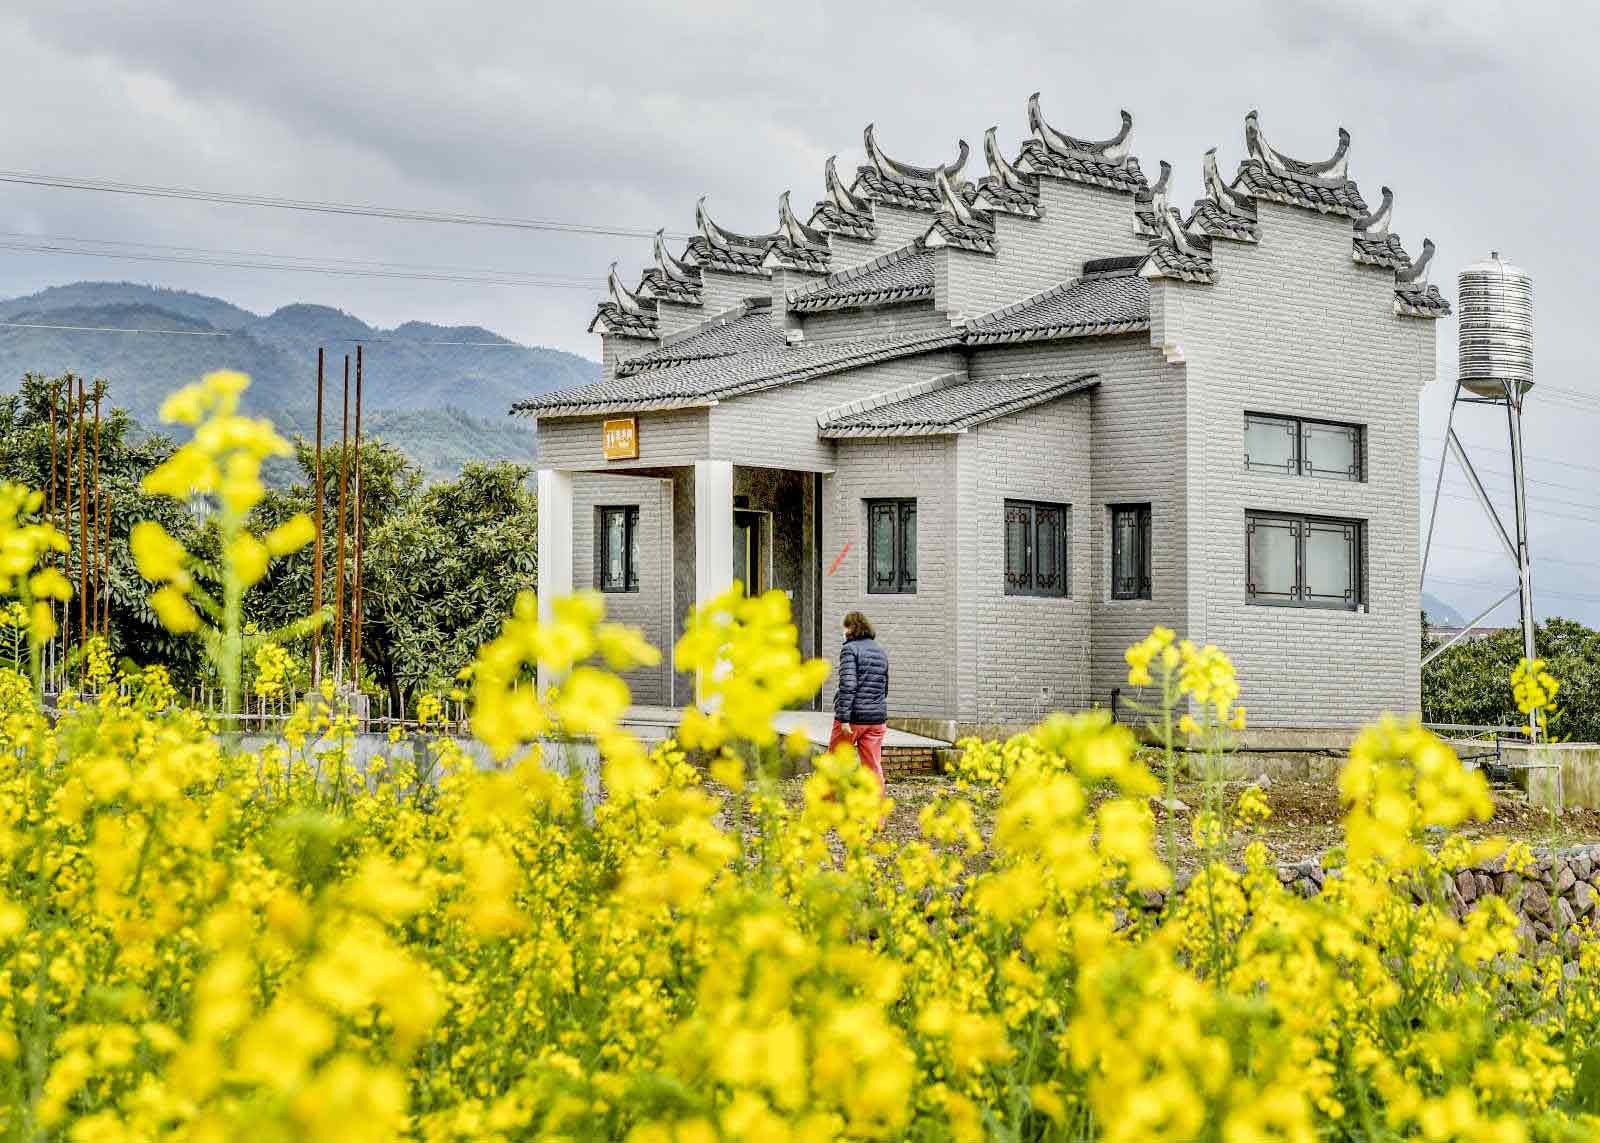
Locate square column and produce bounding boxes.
[535,468,573,695]
[694,461,734,609]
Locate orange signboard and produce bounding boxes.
[602,416,639,461]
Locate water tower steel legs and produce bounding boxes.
[1505,384,1538,739]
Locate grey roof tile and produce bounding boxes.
[1188,199,1259,243]
[1016,141,1149,193]
[516,327,962,416]
[1395,284,1451,318]
[1353,230,1411,269]
[810,199,876,240]
[787,246,935,312]
[637,266,703,306]
[1234,159,1367,218]
[587,300,658,339]
[853,167,945,212]
[685,235,769,277]
[964,271,1150,342]
[617,303,787,376]
[818,371,1099,436]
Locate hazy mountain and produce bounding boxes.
[0,281,597,478]
[1422,592,1467,627]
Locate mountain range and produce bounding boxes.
[0,282,600,481]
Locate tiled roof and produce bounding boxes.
[684,235,769,277]
[1394,284,1451,319]
[588,301,658,340]
[1234,159,1367,218]
[1188,199,1259,243]
[637,267,702,306]
[764,237,832,275]
[1142,235,1217,285]
[1352,230,1410,269]
[924,212,996,254]
[818,371,1099,437]
[516,328,962,417]
[973,175,1040,218]
[616,302,787,376]
[810,199,875,240]
[964,271,1150,343]
[854,167,944,212]
[1016,141,1148,193]
[787,246,935,312]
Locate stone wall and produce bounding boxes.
[1140,844,1600,959]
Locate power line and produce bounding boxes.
[0,167,693,240]
[1429,541,1592,570]
[0,319,553,350]
[0,230,604,285]
[1427,573,1600,606]
[0,238,603,289]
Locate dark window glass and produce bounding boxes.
[1005,500,1069,597]
[598,505,639,592]
[1246,511,1364,610]
[1110,504,1152,600]
[1244,412,1364,481]
[867,498,916,594]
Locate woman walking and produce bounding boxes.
[829,611,889,795]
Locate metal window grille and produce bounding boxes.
[1110,504,1152,600]
[1005,499,1070,597]
[598,505,639,592]
[1245,510,1364,610]
[867,498,917,594]
[1244,412,1365,482]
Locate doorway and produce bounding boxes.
[733,509,770,595]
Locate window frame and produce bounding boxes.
[1243,412,1366,482]
[597,504,640,593]
[1109,503,1153,601]
[1004,499,1071,598]
[1245,510,1365,611]
[866,498,917,595]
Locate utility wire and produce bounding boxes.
[0,167,693,240]
[0,238,602,289]
[0,230,604,285]
[0,320,556,350]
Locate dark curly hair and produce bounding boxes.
[842,611,875,640]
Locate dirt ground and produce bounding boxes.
[761,768,1600,873]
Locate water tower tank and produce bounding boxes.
[1457,252,1534,398]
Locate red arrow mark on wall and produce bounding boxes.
[826,541,850,577]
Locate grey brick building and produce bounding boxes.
[519,98,1450,731]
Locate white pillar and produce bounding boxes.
[694,461,734,609]
[535,468,573,695]
[693,461,734,707]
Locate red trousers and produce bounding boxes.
[828,720,887,794]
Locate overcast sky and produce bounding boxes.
[1,0,1596,624]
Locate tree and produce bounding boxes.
[1422,615,1600,740]
[247,440,537,707]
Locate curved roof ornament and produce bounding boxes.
[607,262,649,316]
[1244,110,1351,184]
[695,195,731,251]
[778,190,828,247]
[984,127,1031,193]
[653,228,695,283]
[1028,93,1134,164]
[1150,159,1171,199]
[1354,186,1393,237]
[1395,237,1435,284]
[825,155,870,214]
[1203,148,1255,219]
[864,123,970,183]
[935,167,978,226]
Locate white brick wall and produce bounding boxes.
[955,395,1094,723]
[570,473,674,704]
[823,438,959,720]
[1163,202,1433,726]
[799,302,950,344]
[939,178,1147,320]
[537,408,711,471]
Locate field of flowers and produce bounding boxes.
[3,372,1600,1142]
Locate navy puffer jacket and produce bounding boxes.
[834,636,889,725]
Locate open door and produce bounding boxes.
[732,509,768,595]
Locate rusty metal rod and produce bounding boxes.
[333,354,350,679]
[92,386,101,636]
[313,347,325,687]
[77,378,87,648]
[352,344,363,680]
